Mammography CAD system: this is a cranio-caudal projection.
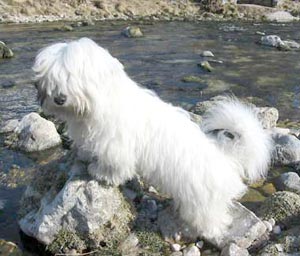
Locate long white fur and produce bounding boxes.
[33,38,272,240]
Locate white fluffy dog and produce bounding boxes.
[33,38,272,240]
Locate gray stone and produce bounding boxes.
[283,40,300,49]
[198,61,213,72]
[265,11,297,22]
[259,35,285,48]
[256,107,279,129]
[0,41,14,59]
[257,191,300,228]
[158,202,267,249]
[274,172,300,194]
[272,132,300,165]
[13,113,61,152]
[172,252,183,256]
[171,243,181,252]
[221,243,249,256]
[122,26,143,38]
[183,245,200,256]
[0,119,19,133]
[119,233,139,255]
[19,160,133,246]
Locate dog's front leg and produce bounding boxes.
[87,158,134,186]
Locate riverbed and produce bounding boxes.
[0,20,300,247]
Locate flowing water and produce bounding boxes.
[0,20,300,247]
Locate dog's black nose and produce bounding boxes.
[54,94,67,105]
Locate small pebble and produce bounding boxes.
[183,245,200,256]
[196,240,204,249]
[171,243,181,252]
[174,232,181,242]
[263,220,273,232]
[268,218,276,226]
[148,186,158,194]
[273,225,281,235]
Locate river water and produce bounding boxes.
[0,20,300,247]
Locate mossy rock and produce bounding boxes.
[257,191,300,228]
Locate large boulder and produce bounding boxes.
[264,11,298,22]
[18,155,133,254]
[2,113,61,152]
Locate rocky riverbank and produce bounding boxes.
[0,0,300,23]
[2,97,300,255]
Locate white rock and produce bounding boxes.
[171,243,181,252]
[201,50,214,57]
[265,11,297,22]
[15,113,61,152]
[19,161,132,245]
[221,243,249,256]
[183,245,200,256]
[0,119,19,133]
[196,240,204,249]
[273,225,281,235]
[263,220,273,232]
[268,218,276,226]
[260,35,285,48]
[256,107,279,129]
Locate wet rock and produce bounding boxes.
[256,107,279,129]
[259,35,285,48]
[265,11,297,22]
[19,159,133,249]
[257,191,300,228]
[198,61,213,72]
[221,243,249,256]
[0,41,14,59]
[0,119,19,133]
[0,240,22,256]
[274,172,300,194]
[1,80,16,88]
[6,113,61,152]
[283,40,300,49]
[122,26,143,38]
[140,197,158,220]
[201,50,214,57]
[272,132,300,165]
[183,245,200,256]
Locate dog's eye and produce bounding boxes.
[54,94,67,105]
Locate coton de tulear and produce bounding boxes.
[33,38,272,240]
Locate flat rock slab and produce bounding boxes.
[158,202,266,249]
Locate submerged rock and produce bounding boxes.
[122,26,143,38]
[3,113,61,152]
[198,61,213,72]
[0,41,14,59]
[259,35,285,48]
[19,156,133,253]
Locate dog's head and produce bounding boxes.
[33,37,124,120]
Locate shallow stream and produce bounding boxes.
[1,20,300,247]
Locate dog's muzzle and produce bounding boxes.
[54,94,67,105]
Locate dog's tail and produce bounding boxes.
[201,97,272,183]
